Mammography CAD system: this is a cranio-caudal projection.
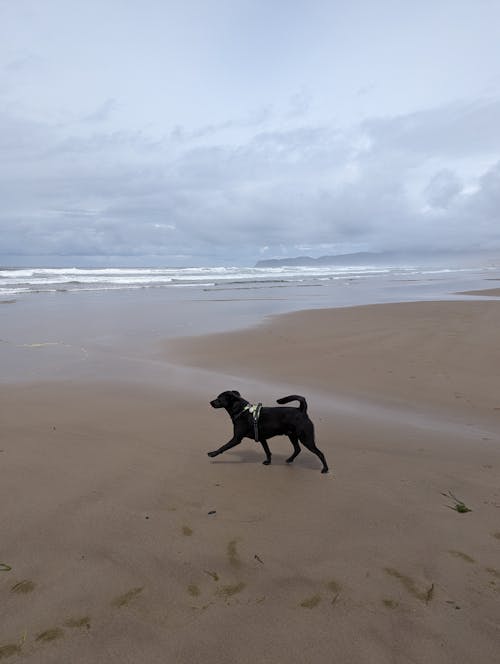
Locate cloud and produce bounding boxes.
[1,98,500,264]
[363,98,500,158]
[425,170,463,208]
[3,52,42,74]
[286,88,312,119]
[83,98,118,123]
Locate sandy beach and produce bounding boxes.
[1,294,500,663]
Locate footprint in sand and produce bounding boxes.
[327,579,341,594]
[300,579,342,609]
[326,579,342,604]
[300,594,322,609]
[111,587,143,608]
[486,571,499,591]
[187,584,201,597]
[384,568,434,603]
[227,539,241,568]
[216,582,246,598]
[35,628,64,643]
[0,644,22,659]
[64,616,91,629]
[485,567,500,580]
[448,550,475,563]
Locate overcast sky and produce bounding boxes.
[1,0,500,266]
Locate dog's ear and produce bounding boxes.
[231,390,241,397]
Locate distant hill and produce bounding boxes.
[254,250,500,269]
[255,252,386,268]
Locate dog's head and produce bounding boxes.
[210,390,241,409]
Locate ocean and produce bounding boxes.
[1,263,496,298]
[1,260,499,385]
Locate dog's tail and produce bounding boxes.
[276,395,308,413]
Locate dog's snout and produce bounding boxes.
[210,399,221,408]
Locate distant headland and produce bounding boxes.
[255,252,390,268]
[254,250,499,268]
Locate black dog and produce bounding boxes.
[208,391,329,473]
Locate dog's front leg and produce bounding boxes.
[259,438,272,465]
[207,435,243,458]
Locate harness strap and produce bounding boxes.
[241,403,263,441]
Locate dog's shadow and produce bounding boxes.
[208,448,320,470]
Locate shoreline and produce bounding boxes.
[166,299,500,430]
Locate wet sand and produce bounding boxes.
[1,297,500,663]
[168,300,500,427]
[456,287,500,297]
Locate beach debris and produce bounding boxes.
[425,583,435,604]
[442,490,472,513]
[204,570,219,582]
[11,580,35,593]
[0,563,12,572]
[207,510,216,515]
[254,554,264,565]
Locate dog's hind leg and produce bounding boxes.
[286,434,301,464]
[258,438,272,465]
[299,435,329,473]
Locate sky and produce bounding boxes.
[1,0,500,267]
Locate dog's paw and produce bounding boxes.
[321,468,329,474]
[262,460,271,466]
[207,451,219,458]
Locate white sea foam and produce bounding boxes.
[0,264,492,297]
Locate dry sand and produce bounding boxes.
[1,300,500,663]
